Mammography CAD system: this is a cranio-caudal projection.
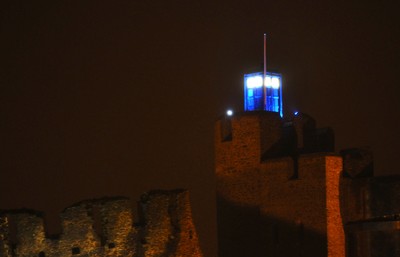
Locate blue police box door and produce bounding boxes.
[244,72,282,117]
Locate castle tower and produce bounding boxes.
[215,111,282,257]
[215,111,344,257]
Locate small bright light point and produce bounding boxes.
[226,110,233,116]
[294,111,299,116]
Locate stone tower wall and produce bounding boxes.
[215,112,282,257]
[258,154,344,257]
[215,111,344,257]
[215,112,282,206]
[341,174,400,257]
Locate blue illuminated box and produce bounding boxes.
[244,72,283,117]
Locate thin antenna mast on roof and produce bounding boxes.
[263,33,267,110]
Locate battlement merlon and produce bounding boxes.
[215,111,345,257]
[216,111,336,175]
[215,111,282,172]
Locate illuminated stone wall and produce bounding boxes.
[140,190,203,257]
[215,111,282,257]
[0,190,203,257]
[0,215,12,257]
[215,111,400,257]
[215,111,344,257]
[257,154,344,257]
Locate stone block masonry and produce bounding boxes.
[215,111,344,257]
[215,110,400,257]
[0,190,203,257]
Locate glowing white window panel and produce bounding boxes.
[271,77,280,89]
[246,76,263,88]
[264,76,272,88]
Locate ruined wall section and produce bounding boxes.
[0,191,202,257]
[140,190,202,257]
[13,211,48,257]
[100,199,136,256]
[57,202,103,256]
[0,215,12,257]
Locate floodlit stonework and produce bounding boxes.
[0,190,203,257]
[2,110,400,257]
[215,111,400,257]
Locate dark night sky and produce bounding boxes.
[1,1,400,256]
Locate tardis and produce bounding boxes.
[244,72,283,117]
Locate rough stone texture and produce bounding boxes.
[140,190,202,257]
[0,191,202,257]
[342,175,400,257]
[215,111,282,206]
[215,111,344,257]
[258,154,344,257]
[58,202,103,256]
[215,111,282,257]
[216,111,400,257]
[0,215,12,257]
[325,156,345,257]
[14,211,48,257]
[100,198,136,257]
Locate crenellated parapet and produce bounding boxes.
[0,191,202,257]
[215,110,400,257]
